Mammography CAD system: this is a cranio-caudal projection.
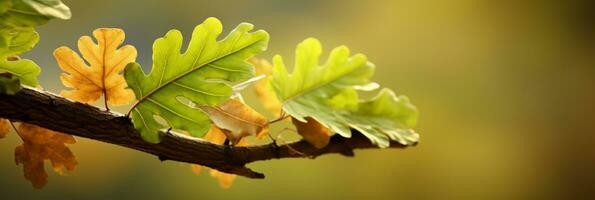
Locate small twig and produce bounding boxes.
[268,114,289,125]
[278,137,308,158]
[272,128,310,158]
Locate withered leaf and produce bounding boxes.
[199,99,269,144]
[292,117,331,149]
[54,28,136,107]
[14,123,77,188]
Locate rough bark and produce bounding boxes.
[0,87,413,178]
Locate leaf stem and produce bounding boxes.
[126,100,140,116]
[104,96,110,112]
[8,120,24,141]
[101,35,110,112]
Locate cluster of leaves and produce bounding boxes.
[0,2,419,189]
[269,38,419,148]
[121,18,418,148]
[0,0,76,189]
[0,0,71,88]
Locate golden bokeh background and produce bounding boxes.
[0,0,594,199]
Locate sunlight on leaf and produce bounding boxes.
[22,0,71,20]
[125,17,269,143]
[0,0,70,28]
[271,38,419,147]
[340,89,419,147]
[199,99,269,144]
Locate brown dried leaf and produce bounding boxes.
[14,123,77,188]
[191,126,249,188]
[292,117,331,149]
[199,99,269,144]
[54,28,137,106]
[250,58,282,116]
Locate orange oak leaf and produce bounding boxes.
[292,117,331,148]
[199,99,269,144]
[250,58,282,116]
[0,118,10,138]
[14,123,77,189]
[191,126,249,188]
[54,28,137,108]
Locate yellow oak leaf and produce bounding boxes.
[0,118,10,138]
[191,126,249,188]
[250,58,282,117]
[292,117,331,149]
[199,99,269,144]
[14,123,77,189]
[54,28,137,107]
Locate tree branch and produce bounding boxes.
[0,87,414,179]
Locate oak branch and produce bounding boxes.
[0,87,413,178]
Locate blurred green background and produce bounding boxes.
[1,0,594,199]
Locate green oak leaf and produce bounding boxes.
[0,0,70,28]
[0,27,41,86]
[125,17,269,143]
[271,38,377,137]
[271,38,419,147]
[338,89,419,147]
